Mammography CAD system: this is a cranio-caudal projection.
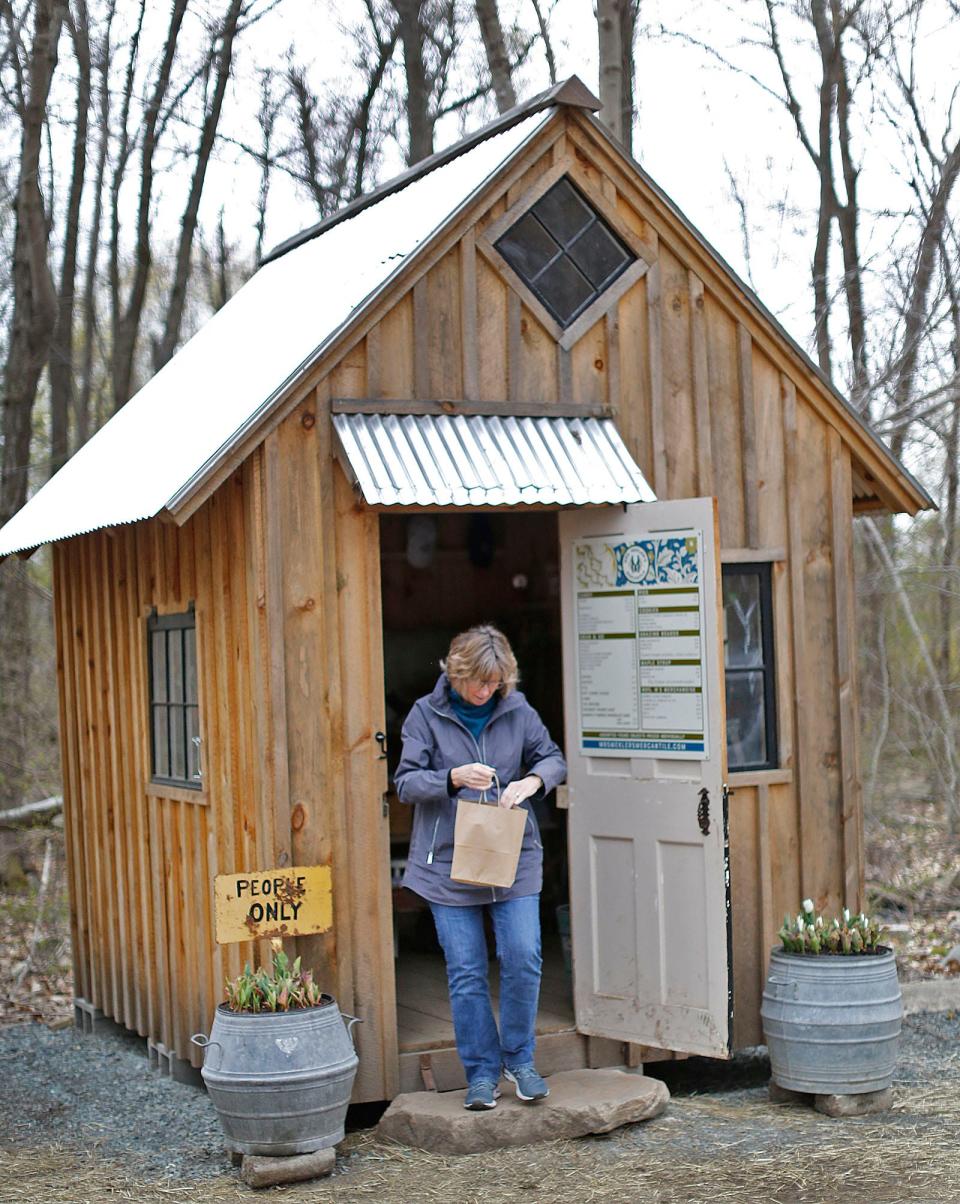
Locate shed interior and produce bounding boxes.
[378,510,575,1053]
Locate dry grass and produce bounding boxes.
[5,1080,960,1204]
[6,788,960,1202]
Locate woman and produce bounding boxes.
[395,624,567,1111]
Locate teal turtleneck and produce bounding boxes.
[449,686,497,742]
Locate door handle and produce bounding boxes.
[697,787,710,835]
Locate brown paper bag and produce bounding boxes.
[450,799,527,888]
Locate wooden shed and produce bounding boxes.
[0,77,932,1102]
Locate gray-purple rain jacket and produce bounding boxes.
[395,673,567,905]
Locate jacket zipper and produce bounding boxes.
[425,704,482,865]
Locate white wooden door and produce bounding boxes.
[558,498,731,1058]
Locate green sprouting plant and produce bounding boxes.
[224,942,326,1012]
[777,899,885,955]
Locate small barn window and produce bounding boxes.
[722,565,777,772]
[494,177,635,328]
[148,608,201,790]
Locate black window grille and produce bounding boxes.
[722,564,778,772]
[148,608,201,789]
[494,177,635,328]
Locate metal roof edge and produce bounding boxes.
[0,507,162,560]
[261,76,600,266]
[575,113,934,515]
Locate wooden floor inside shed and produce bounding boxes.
[396,942,575,1052]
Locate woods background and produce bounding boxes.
[0,0,957,849]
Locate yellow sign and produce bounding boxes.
[214,864,333,945]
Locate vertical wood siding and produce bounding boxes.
[53,106,866,1083]
[347,110,863,1049]
[54,469,270,1067]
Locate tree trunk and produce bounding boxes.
[938,255,960,686]
[475,0,515,113]
[110,0,188,411]
[1,0,66,526]
[0,0,67,811]
[862,518,960,832]
[834,43,869,409]
[351,29,398,198]
[529,0,556,85]
[152,0,244,371]
[0,564,32,811]
[888,135,960,461]
[598,0,624,146]
[49,0,91,476]
[76,1,117,448]
[598,0,638,154]
[393,0,433,165]
[940,395,959,685]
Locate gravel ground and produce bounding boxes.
[2,1010,960,1203]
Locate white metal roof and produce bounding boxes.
[333,412,655,507]
[0,110,554,558]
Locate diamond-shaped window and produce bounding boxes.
[495,177,635,328]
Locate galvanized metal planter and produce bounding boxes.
[761,947,902,1095]
[193,996,360,1156]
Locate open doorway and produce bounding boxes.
[379,509,573,1065]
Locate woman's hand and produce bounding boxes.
[450,763,496,791]
[499,775,542,808]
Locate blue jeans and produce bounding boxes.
[429,895,541,1086]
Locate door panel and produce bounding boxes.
[559,498,731,1058]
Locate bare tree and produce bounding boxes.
[763,0,873,403]
[393,0,440,163]
[253,68,280,265]
[108,0,186,410]
[48,0,90,476]
[529,0,556,85]
[152,0,244,371]
[598,0,639,153]
[475,0,515,112]
[75,0,116,448]
[0,0,67,810]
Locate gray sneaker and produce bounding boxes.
[464,1080,501,1110]
[504,1064,549,1102]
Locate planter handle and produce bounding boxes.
[766,977,799,1000]
[341,1013,363,1048]
[191,1031,224,1071]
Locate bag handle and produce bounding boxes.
[477,771,534,833]
[478,769,502,807]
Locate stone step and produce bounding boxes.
[378,1068,670,1154]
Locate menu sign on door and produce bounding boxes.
[573,531,708,759]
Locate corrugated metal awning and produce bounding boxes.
[332,412,656,507]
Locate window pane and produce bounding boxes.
[186,706,200,781]
[495,176,637,330]
[535,256,595,326]
[533,179,593,245]
[496,213,558,281]
[184,626,198,706]
[151,631,167,702]
[153,706,169,779]
[169,704,186,780]
[568,222,630,289]
[726,670,767,768]
[168,630,184,703]
[724,572,763,668]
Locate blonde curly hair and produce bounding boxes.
[441,624,519,697]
